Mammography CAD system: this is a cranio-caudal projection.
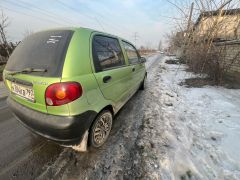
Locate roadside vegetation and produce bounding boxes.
[167,0,240,87]
[0,11,16,60]
[0,11,18,81]
[0,11,42,82]
[0,64,5,81]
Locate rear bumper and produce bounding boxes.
[7,97,97,145]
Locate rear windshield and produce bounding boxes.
[5,30,73,77]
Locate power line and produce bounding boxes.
[6,0,134,38]
[0,5,65,26]
[2,0,74,26]
[55,0,133,37]
[56,0,121,33]
[81,6,133,34]
[95,17,105,31]
[56,0,123,33]
[55,0,98,25]
[15,0,78,26]
[91,12,133,37]
[58,0,133,34]
[158,14,185,20]
[3,0,137,42]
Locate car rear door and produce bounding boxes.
[91,34,132,108]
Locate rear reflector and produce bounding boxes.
[45,82,82,106]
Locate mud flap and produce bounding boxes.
[68,131,89,152]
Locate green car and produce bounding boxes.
[3,27,147,151]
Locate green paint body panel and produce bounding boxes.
[3,27,146,118]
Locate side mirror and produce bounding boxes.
[140,57,146,63]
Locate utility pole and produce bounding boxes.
[217,0,233,11]
[133,32,139,47]
[181,2,194,59]
[187,2,194,32]
[158,40,162,51]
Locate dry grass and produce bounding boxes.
[167,0,240,85]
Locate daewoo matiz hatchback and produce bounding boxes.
[3,28,147,151]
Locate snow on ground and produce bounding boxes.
[140,56,240,179]
[145,54,161,70]
[37,54,240,179]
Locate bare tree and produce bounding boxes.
[166,0,240,84]
[0,10,17,63]
[0,10,11,58]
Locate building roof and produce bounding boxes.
[195,8,240,26]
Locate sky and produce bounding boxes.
[1,0,240,49]
[1,0,184,48]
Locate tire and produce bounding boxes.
[89,110,113,148]
[139,76,146,90]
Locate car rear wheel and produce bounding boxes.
[89,110,113,148]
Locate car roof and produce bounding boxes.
[36,27,134,46]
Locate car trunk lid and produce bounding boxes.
[4,30,73,114]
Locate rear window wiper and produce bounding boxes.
[8,68,47,75]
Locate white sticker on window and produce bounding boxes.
[47,36,62,44]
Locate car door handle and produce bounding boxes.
[103,76,112,83]
[132,68,135,72]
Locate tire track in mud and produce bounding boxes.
[37,55,163,180]
[123,61,176,179]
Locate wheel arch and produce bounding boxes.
[87,104,114,146]
[88,104,114,130]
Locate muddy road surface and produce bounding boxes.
[0,100,64,179]
[0,54,163,179]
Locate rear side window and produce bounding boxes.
[122,41,140,64]
[5,30,73,77]
[92,35,125,72]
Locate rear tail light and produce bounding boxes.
[45,82,82,106]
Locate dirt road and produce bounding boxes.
[0,54,163,179]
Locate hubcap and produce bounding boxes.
[93,113,112,145]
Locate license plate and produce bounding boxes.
[11,82,35,102]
